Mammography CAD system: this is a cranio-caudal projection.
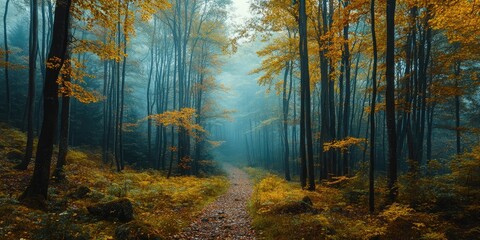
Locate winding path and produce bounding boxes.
[174,164,256,240]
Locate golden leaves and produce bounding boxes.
[323,137,367,152]
[55,57,101,104]
[149,108,205,137]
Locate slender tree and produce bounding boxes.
[3,0,11,122]
[282,60,293,181]
[19,0,72,208]
[16,0,39,170]
[369,0,378,213]
[53,52,71,181]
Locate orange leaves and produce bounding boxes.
[55,57,101,104]
[73,39,124,62]
[429,0,480,47]
[149,108,206,137]
[323,137,366,152]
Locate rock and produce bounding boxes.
[302,196,313,206]
[115,221,162,240]
[87,198,133,222]
[277,196,316,214]
[68,186,91,199]
[7,149,23,161]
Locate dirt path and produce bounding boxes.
[173,164,256,240]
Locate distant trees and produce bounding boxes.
[244,0,480,209]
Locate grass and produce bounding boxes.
[0,123,229,239]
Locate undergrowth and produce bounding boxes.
[0,124,229,239]
[248,152,479,240]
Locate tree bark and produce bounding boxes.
[298,0,315,191]
[17,0,39,171]
[19,0,72,208]
[283,61,291,181]
[53,53,71,181]
[369,0,378,213]
[385,0,398,204]
[3,0,10,122]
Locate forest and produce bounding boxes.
[0,0,479,239]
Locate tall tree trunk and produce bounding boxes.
[3,0,10,122]
[283,61,291,181]
[147,18,156,168]
[369,0,378,213]
[19,0,72,208]
[17,0,39,170]
[298,0,315,191]
[53,53,71,181]
[385,0,398,204]
[454,62,461,154]
[119,2,129,170]
[342,2,351,176]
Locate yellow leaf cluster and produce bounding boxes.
[149,108,205,137]
[323,137,366,152]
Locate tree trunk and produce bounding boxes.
[299,0,315,191]
[283,61,291,181]
[385,0,398,204]
[369,0,378,213]
[454,62,461,154]
[3,0,10,122]
[342,2,351,176]
[53,54,71,181]
[17,0,39,171]
[19,0,72,208]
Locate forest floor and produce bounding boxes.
[173,164,256,240]
[0,124,230,239]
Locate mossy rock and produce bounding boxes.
[34,217,90,240]
[115,221,162,240]
[68,186,91,199]
[87,198,133,222]
[7,149,23,161]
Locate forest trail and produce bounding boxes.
[173,164,256,240]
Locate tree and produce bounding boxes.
[385,0,398,203]
[52,52,71,181]
[3,0,10,122]
[15,0,39,171]
[298,0,315,191]
[369,0,378,213]
[19,0,72,208]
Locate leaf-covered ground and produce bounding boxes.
[0,124,229,239]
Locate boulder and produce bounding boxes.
[115,221,162,240]
[7,149,23,161]
[87,198,133,222]
[68,186,91,199]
